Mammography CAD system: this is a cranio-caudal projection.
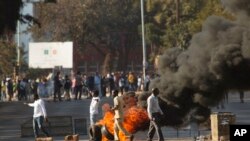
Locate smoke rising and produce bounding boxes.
[221,0,250,17]
[147,0,250,126]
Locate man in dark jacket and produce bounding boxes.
[53,71,62,102]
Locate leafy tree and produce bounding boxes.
[190,0,234,33]
[0,0,23,36]
[0,0,21,75]
[145,0,233,63]
[0,0,57,76]
[0,40,17,75]
[75,0,141,73]
[31,0,141,73]
[145,0,174,61]
[31,0,86,73]
[0,0,52,36]
[146,0,203,50]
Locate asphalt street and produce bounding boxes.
[0,91,249,141]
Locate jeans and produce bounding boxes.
[53,87,62,101]
[33,116,49,138]
[147,112,164,141]
[74,85,82,100]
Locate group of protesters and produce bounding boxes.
[52,70,152,101]
[0,70,153,102]
[0,77,35,102]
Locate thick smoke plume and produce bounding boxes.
[147,0,250,127]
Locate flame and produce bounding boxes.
[98,94,149,141]
[123,107,149,133]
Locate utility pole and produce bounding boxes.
[15,20,21,79]
[140,0,146,89]
[17,21,20,67]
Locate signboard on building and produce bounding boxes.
[29,42,73,68]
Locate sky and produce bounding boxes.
[15,2,33,61]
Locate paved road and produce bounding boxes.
[0,91,250,141]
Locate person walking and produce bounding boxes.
[89,90,100,141]
[94,72,102,97]
[20,78,28,101]
[147,88,164,141]
[26,94,50,138]
[37,78,49,100]
[118,76,125,95]
[1,79,6,101]
[111,90,133,141]
[74,71,83,100]
[128,72,135,91]
[64,75,71,101]
[6,78,14,101]
[53,71,62,102]
[137,75,142,91]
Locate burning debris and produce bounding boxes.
[147,0,250,127]
[90,92,149,141]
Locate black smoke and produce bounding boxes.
[142,0,250,127]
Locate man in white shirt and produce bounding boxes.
[147,88,164,141]
[89,90,100,141]
[26,94,50,138]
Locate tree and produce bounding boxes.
[145,0,233,63]
[0,40,17,75]
[145,0,204,50]
[0,0,56,76]
[190,0,234,33]
[31,0,141,73]
[79,0,141,73]
[0,0,23,36]
[0,0,22,76]
[0,0,54,36]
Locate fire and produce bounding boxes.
[123,107,149,133]
[97,93,149,141]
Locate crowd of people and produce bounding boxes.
[0,77,33,102]
[0,71,153,102]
